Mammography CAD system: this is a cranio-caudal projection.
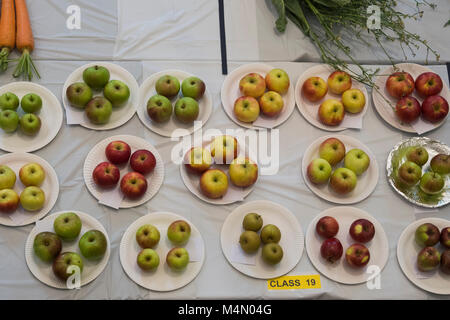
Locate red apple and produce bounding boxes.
[320,238,343,263]
[120,172,148,199]
[415,72,443,97]
[441,227,450,249]
[349,219,375,243]
[130,150,156,175]
[316,216,339,238]
[105,140,131,165]
[92,162,120,188]
[345,243,370,268]
[395,96,421,123]
[421,95,449,123]
[385,72,415,99]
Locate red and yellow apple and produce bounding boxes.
[316,216,339,238]
[130,150,156,175]
[319,137,346,166]
[199,169,229,199]
[385,72,414,99]
[395,96,421,124]
[229,157,258,188]
[233,96,260,123]
[327,71,352,95]
[258,91,284,117]
[345,243,370,268]
[120,172,148,199]
[210,135,238,164]
[302,76,328,102]
[318,99,345,126]
[105,140,131,165]
[421,95,449,123]
[184,147,212,174]
[415,72,443,97]
[92,162,120,188]
[239,73,266,98]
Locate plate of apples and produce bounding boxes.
[302,135,378,204]
[83,135,164,209]
[137,70,212,137]
[306,206,389,285]
[387,137,449,208]
[296,64,368,131]
[221,63,296,129]
[0,152,59,227]
[25,211,110,289]
[221,200,304,279]
[372,63,449,134]
[397,218,450,295]
[180,135,258,205]
[0,82,63,153]
[120,211,205,292]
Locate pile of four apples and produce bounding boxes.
[0,92,43,135]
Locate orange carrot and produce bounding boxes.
[0,0,16,72]
[13,0,39,80]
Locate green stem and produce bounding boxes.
[12,49,40,81]
[0,47,10,72]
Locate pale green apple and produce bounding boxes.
[307,158,332,184]
[0,165,16,189]
[239,230,261,253]
[260,224,281,244]
[166,247,189,271]
[137,248,160,271]
[344,149,370,175]
[103,80,130,107]
[53,212,82,241]
[261,243,283,265]
[181,76,205,100]
[19,162,45,187]
[242,213,263,232]
[167,220,191,245]
[79,230,107,260]
[419,172,444,195]
[136,224,160,249]
[174,97,199,123]
[83,65,110,90]
[20,186,45,211]
[265,69,290,95]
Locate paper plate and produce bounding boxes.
[0,153,59,227]
[120,211,205,292]
[137,70,212,137]
[221,200,304,279]
[24,210,110,289]
[83,135,164,209]
[221,63,296,129]
[301,134,379,204]
[372,63,450,134]
[306,206,389,285]
[0,82,63,152]
[62,62,139,130]
[295,64,368,131]
[397,217,450,295]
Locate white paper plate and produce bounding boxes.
[221,63,296,129]
[372,63,450,134]
[306,206,389,285]
[295,64,368,131]
[120,211,205,292]
[83,135,164,209]
[24,210,110,289]
[137,70,212,137]
[62,62,139,130]
[301,134,379,204]
[0,82,63,152]
[0,153,59,227]
[221,200,304,279]
[397,217,450,295]
[179,137,256,205]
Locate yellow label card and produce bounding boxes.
[267,275,321,290]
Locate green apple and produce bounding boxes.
[0,189,20,213]
[20,113,41,136]
[137,248,160,271]
[330,168,357,194]
[0,110,20,133]
[166,247,189,271]
[52,252,84,281]
[147,94,172,123]
[82,65,110,90]
[33,232,62,263]
[19,186,45,211]
[265,69,290,95]
[415,223,440,247]
[19,162,45,187]
[261,243,283,265]
[174,97,199,124]
[21,93,42,113]
[103,80,130,107]
[155,75,180,99]
[136,224,160,249]
[85,97,112,124]
[53,212,82,241]
[344,149,370,175]
[430,154,450,175]
[239,230,261,253]
[396,161,422,187]
[260,224,281,244]
[0,92,19,111]
[167,220,191,245]
[406,146,429,167]
[419,172,444,195]
[181,76,206,100]
[79,230,107,260]
[242,213,263,232]
[66,82,93,109]
[307,158,332,184]
[0,165,16,189]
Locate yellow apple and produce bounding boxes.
[199,169,229,199]
[184,147,212,174]
[19,163,45,187]
[233,96,260,123]
[229,157,258,187]
[259,91,284,117]
[327,71,352,95]
[211,135,238,164]
[318,99,345,126]
[265,69,290,94]
[342,89,365,114]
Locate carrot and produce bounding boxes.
[0,0,16,72]
[13,0,40,80]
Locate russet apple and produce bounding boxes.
[441,250,450,275]
[260,224,281,244]
[78,230,107,260]
[405,146,428,167]
[210,135,238,164]
[167,220,191,245]
[396,161,422,187]
[415,223,440,247]
[341,89,365,114]
[320,238,343,263]
[302,76,328,102]
[120,172,148,199]
[239,230,261,254]
[417,246,440,272]
[318,99,345,126]
[92,162,120,188]
[53,212,82,241]
[233,96,260,123]
[265,68,290,94]
[421,95,449,123]
[395,96,421,124]
[261,243,283,265]
[345,243,370,268]
[327,70,352,95]
[319,137,346,166]
[20,186,45,211]
[0,189,19,213]
[349,219,375,243]
[430,154,450,175]
[440,227,450,249]
[136,224,160,249]
[19,162,45,187]
[130,150,156,175]
[344,149,370,176]
[33,232,62,263]
[239,73,266,98]
[307,158,332,185]
[166,247,189,271]
[316,216,339,238]
[385,72,415,99]
[105,140,131,165]
[0,165,16,189]
[83,65,110,90]
[229,157,258,188]
[259,91,284,117]
[242,213,263,232]
[184,147,212,174]
[329,168,357,194]
[415,72,443,97]
[419,172,444,195]
[199,169,228,199]
[137,248,160,271]
[52,252,84,281]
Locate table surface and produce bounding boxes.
[0,0,449,300]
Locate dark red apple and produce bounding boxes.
[316,216,339,238]
[395,96,421,123]
[385,72,415,99]
[345,243,370,268]
[320,238,343,263]
[105,140,131,165]
[92,162,120,188]
[415,72,443,97]
[120,172,148,199]
[440,227,450,249]
[441,250,450,275]
[349,219,375,243]
[130,150,156,175]
[421,95,449,123]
